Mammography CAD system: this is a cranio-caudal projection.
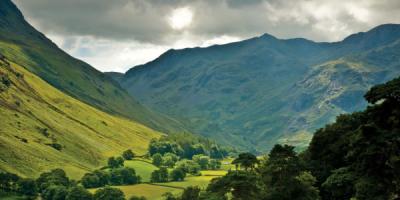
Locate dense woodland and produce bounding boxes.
[1,77,399,199]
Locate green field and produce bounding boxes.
[90,169,228,200]
[124,159,159,182]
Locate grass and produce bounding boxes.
[0,61,162,179]
[124,159,159,182]
[90,169,228,200]
[113,184,182,200]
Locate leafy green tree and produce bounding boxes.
[306,77,400,200]
[110,167,140,185]
[65,186,93,200]
[150,167,169,183]
[42,185,68,200]
[169,168,186,181]
[181,186,201,200]
[175,159,201,176]
[122,149,135,160]
[162,153,179,168]
[260,144,320,200]
[206,171,261,200]
[193,154,210,170]
[162,192,177,200]
[0,172,19,192]
[36,169,70,192]
[209,159,221,170]
[16,178,37,198]
[81,173,101,188]
[232,153,258,171]
[108,157,124,168]
[93,187,125,200]
[152,153,163,167]
[321,167,355,200]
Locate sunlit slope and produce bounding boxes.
[0,59,162,179]
[0,0,187,134]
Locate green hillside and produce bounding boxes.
[0,0,187,134]
[0,58,162,179]
[113,24,400,151]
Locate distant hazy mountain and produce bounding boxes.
[111,24,400,151]
[0,0,187,134]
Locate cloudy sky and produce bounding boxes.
[13,0,400,72]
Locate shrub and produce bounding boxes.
[16,178,38,198]
[65,186,93,200]
[122,149,135,160]
[169,168,186,182]
[93,187,125,200]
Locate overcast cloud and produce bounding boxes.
[13,0,400,72]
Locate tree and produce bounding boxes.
[93,187,125,200]
[122,149,135,160]
[152,153,163,167]
[110,167,140,185]
[209,159,221,170]
[108,157,124,168]
[162,153,179,168]
[162,192,178,200]
[81,170,110,188]
[170,168,186,181]
[232,153,258,171]
[66,186,93,200]
[36,169,70,192]
[0,172,19,192]
[181,186,201,200]
[193,154,210,170]
[150,167,169,183]
[175,159,201,175]
[260,144,320,200]
[81,173,101,188]
[16,178,37,198]
[42,185,68,200]
[206,171,261,200]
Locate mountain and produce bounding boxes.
[0,0,187,134]
[0,58,162,178]
[112,24,400,151]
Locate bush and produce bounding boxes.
[42,185,68,200]
[0,172,20,192]
[169,168,186,182]
[150,167,169,183]
[152,153,163,167]
[110,167,140,186]
[65,186,93,200]
[81,173,101,189]
[108,157,124,168]
[175,160,201,176]
[122,149,135,160]
[93,187,125,200]
[36,169,69,192]
[16,178,37,198]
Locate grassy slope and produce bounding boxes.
[0,0,187,134]
[0,60,162,179]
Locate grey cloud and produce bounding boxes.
[13,0,400,44]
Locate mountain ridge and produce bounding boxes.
[112,23,400,150]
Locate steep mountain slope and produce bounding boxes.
[113,24,400,150]
[0,0,186,134]
[0,58,162,179]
